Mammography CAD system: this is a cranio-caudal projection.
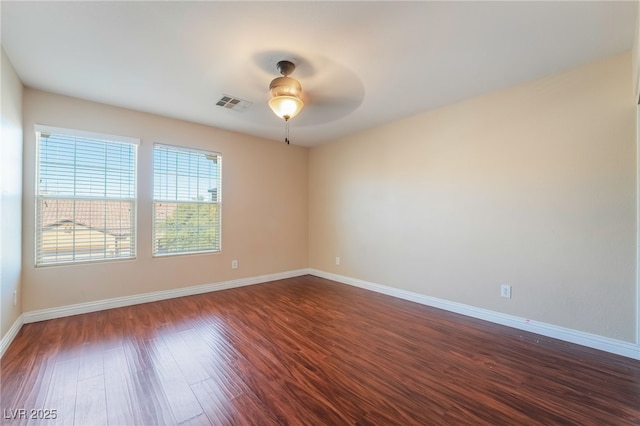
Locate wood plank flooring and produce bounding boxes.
[1,275,639,425]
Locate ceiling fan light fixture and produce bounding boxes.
[269,76,302,98]
[268,95,304,121]
[268,60,304,121]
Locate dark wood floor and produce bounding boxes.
[1,275,639,425]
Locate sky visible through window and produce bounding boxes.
[39,137,220,202]
[39,134,135,199]
[153,146,219,202]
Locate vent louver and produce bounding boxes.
[216,95,252,112]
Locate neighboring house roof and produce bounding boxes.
[41,199,133,237]
[41,199,179,237]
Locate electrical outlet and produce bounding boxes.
[231,260,238,269]
[501,284,511,299]
[13,290,17,306]
[335,256,340,265]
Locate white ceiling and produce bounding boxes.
[1,1,637,147]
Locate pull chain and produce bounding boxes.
[284,119,290,145]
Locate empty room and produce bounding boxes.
[1,1,639,425]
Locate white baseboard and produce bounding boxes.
[22,269,309,324]
[308,269,640,360]
[8,268,639,361]
[1,314,24,358]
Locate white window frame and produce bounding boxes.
[34,125,138,266]
[152,143,222,257]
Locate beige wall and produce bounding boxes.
[1,48,23,340]
[22,89,308,311]
[309,52,637,342]
[634,5,640,102]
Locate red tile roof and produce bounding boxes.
[41,199,133,237]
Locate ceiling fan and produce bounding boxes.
[214,53,365,144]
[259,53,366,143]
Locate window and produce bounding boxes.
[153,144,222,256]
[35,125,138,266]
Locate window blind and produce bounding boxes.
[153,144,222,256]
[35,126,137,266]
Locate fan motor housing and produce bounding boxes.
[276,60,296,76]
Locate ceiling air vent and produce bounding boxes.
[216,95,252,112]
